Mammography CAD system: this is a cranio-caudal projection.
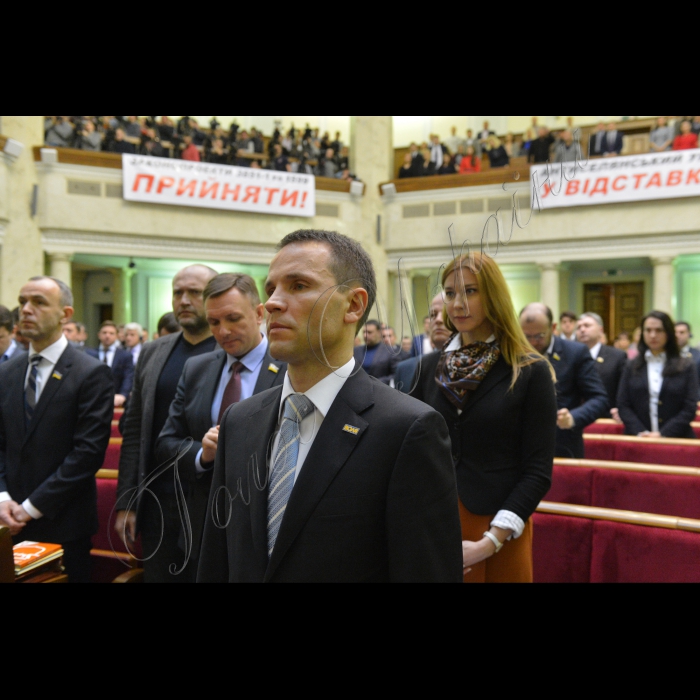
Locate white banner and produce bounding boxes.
[122,155,315,217]
[530,149,700,209]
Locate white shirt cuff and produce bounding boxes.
[0,491,11,503]
[195,448,215,474]
[490,510,525,539]
[22,499,43,520]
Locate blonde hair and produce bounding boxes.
[441,252,555,389]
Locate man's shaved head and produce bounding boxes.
[519,302,553,326]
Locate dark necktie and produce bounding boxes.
[102,347,109,364]
[25,355,43,425]
[218,361,244,424]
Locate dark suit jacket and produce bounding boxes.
[86,346,134,397]
[353,342,399,385]
[395,356,420,394]
[594,344,628,415]
[616,358,698,438]
[601,131,624,155]
[0,344,113,543]
[548,337,609,458]
[197,368,462,582]
[410,334,427,358]
[412,352,556,520]
[155,345,286,564]
[688,347,700,400]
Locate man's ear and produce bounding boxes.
[345,287,369,327]
[61,306,75,325]
[552,322,558,334]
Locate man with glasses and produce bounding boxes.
[520,303,608,458]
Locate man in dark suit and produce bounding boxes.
[602,122,624,156]
[675,321,700,400]
[576,312,628,420]
[410,315,432,358]
[0,276,113,582]
[197,229,462,582]
[0,305,19,365]
[115,265,219,583]
[156,274,286,578]
[396,293,451,394]
[353,319,399,385]
[520,303,608,458]
[588,122,606,157]
[86,320,134,408]
[381,326,409,362]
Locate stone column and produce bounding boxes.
[0,116,44,306]
[49,252,73,286]
[349,116,392,320]
[538,263,561,320]
[651,256,676,314]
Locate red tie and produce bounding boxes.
[218,361,244,424]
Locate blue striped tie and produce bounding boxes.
[267,394,314,557]
[25,355,43,425]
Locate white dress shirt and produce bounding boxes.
[589,342,602,360]
[271,357,355,485]
[422,335,433,356]
[196,334,269,472]
[645,349,665,433]
[1,339,18,364]
[0,334,69,519]
[99,343,117,367]
[442,334,525,538]
[130,343,142,367]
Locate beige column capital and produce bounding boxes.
[651,256,676,314]
[49,252,73,287]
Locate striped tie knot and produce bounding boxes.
[25,354,44,424]
[267,393,314,557]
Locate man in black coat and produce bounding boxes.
[156,274,286,578]
[675,321,700,401]
[353,319,399,385]
[0,277,113,582]
[576,312,628,420]
[86,320,134,407]
[197,230,462,582]
[520,304,609,458]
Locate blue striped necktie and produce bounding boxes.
[25,355,43,425]
[267,394,314,557]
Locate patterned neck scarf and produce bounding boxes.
[435,334,501,410]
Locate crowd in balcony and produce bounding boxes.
[43,117,358,181]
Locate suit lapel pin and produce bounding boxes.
[596,357,605,363]
[553,353,561,362]
[52,371,63,380]
[342,424,360,436]
[268,363,279,374]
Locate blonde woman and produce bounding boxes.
[484,135,509,168]
[412,253,557,583]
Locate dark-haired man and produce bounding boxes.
[86,321,134,407]
[558,311,578,341]
[156,274,286,579]
[675,321,700,400]
[116,265,219,583]
[198,230,462,582]
[0,277,113,581]
[520,303,608,458]
[0,306,19,365]
[354,319,399,385]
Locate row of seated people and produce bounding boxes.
[396,115,700,180]
[43,116,358,180]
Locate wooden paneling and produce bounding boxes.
[32,147,353,193]
[584,282,644,340]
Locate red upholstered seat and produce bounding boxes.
[590,520,700,583]
[102,443,121,471]
[592,469,700,519]
[545,464,593,505]
[533,513,592,583]
[584,422,624,435]
[583,438,616,461]
[111,421,121,438]
[613,442,700,468]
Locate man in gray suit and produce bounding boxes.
[156,273,286,577]
[115,264,219,583]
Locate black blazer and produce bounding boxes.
[197,368,462,582]
[616,358,698,439]
[0,345,114,543]
[155,345,286,564]
[548,336,609,458]
[594,344,628,415]
[86,346,134,396]
[412,351,556,521]
[353,342,399,385]
[688,347,700,400]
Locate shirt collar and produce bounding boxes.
[645,349,666,363]
[590,342,602,360]
[445,334,496,352]
[99,343,116,353]
[29,333,68,364]
[547,335,556,355]
[227,333,267,373]
[2,339,17,359]
[278,357,355,421]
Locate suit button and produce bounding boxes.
[452,454,459,463]
[658,401,663,406]
[659,419,664,423]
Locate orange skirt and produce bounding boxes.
[459,500,533,583]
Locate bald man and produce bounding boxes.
[116,264,219,583]
[520,303,608,459]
